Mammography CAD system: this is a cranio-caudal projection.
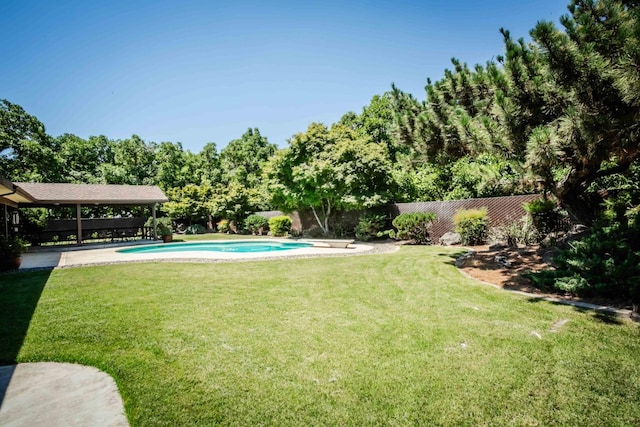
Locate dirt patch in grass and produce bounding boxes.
[457,245,633,311]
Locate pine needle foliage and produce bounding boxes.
[391,0,640,225]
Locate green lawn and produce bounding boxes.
[2,246,639,426]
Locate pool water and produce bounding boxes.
[117,240,312,254]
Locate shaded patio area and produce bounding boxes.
[1,178,168,244]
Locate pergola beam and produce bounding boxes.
[152,203,158,240]
[76,204,82,245]
[0,196,18,209]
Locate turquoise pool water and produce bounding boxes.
[117,241,312,254]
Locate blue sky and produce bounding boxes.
[1,0,568,152]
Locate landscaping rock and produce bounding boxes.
[439,232,461,246]
[541,249,557,267]
[494,255,512,268]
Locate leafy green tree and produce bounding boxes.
[206,181,260,229]
[56,134,114,183]
[266,122,392,233]
[0,99,61,181]
[100,135,157,185]
[219,128,276,188]
[193,142,222,185]
[390,164,448,202]
[155,141,193,190]
[339,93,404,162]
[162,183,211,225]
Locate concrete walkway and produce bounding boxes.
[0,363,128,426]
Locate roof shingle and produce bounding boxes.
[14,182,168,205]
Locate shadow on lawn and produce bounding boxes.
[526,297,629,325]
[437,250,469,266]
[0,269,51,405]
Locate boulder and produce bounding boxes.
[439,232,461,246]
[541,249,557,266]
[494,254,512,268]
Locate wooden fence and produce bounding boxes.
[25,217,151,245]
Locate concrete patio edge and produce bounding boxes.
[0,362,129,426]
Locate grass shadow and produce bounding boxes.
[437,249,469,267]
[0,269,51,405]
[526,297,627,325]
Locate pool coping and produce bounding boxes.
[17,239,398,271]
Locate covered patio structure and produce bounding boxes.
[0,178,168,245]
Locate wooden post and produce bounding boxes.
[152,203,158,240]
[76,204,82,245]
[4,204,7,238]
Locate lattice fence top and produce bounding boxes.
[256,194,544,240]
[388,194,541,240]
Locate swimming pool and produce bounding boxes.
[117,240,313,254]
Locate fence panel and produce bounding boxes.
[388,194,542,241]
[255,194,544,240]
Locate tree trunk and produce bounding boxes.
[554,162,603,226]
[310,200,332,234]
[324,201,331,234]
[311,206,327,234]
[555,189,601,226]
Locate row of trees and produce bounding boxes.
[1,95,526,231]
[2,0,639,234]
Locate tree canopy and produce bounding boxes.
[391,0,640,224]
[265,122,392,233]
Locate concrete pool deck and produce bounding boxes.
[0,363,129,426]
[18,239,381,270]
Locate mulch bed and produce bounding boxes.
[457,245,634,312]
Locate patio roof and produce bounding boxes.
[12,182,168,206]
[0,178,33,207]
[1,178,168,243]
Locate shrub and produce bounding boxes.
[0,236,29,258]
[185,224,206,235]
[146,217,173,236]
[157,223,172,237]
[488,216,539,247]
[244,215,269,235]
[528,222,640,301]
[355,213,387,241]
[389,212,437,244]
[217,219,230,233]
[453,208,488,246]
[524,198,560,235]
[304,225,325,238]
[269,216,292,237]
[0,236,30,271]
